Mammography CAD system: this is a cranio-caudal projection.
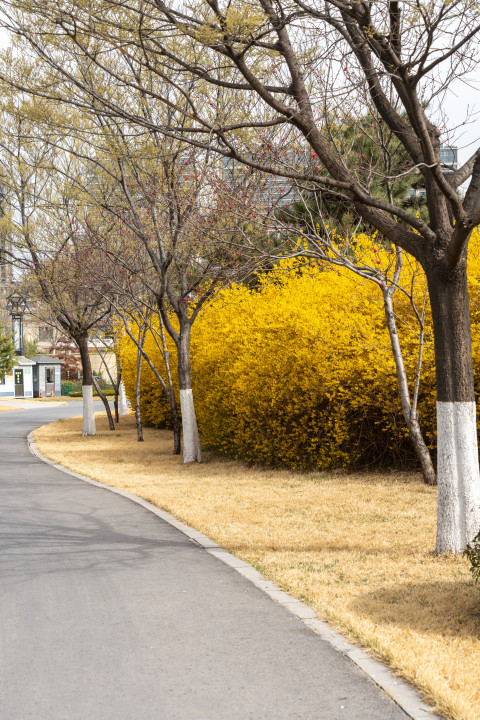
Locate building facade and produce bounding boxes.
[0,356,35,398]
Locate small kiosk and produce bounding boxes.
[32,355,64,398]
[0,356,35,398]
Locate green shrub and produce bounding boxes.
[61,380,115,397]
[61,381,81,395]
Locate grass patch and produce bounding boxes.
[0,404,20,412]
[2,398,68,405]
[33,398,68,404]
[34,414,480,720]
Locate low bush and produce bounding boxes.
[61,381,81,396]
[61,379,115,397]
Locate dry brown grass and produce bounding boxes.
[34,414,480,720]
[0,404,19,412]
[20,399,68,405]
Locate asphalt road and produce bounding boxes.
[0,403,409,719]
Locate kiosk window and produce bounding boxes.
[46,368,54,383]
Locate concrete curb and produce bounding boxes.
[27,430,437,720]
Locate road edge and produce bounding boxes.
[27,430,437,720]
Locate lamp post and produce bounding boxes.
[6,293,27,356]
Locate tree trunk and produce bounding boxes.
[177,328,201,463]
[118,379,129,416]
[135,346,181,454]
[171,402,182,456]
[382,289,436,485]
[76,334,96,436]
[133,328,181,454]
[157,316,181,455]
[115,354,128,419]
[426,260,480,553]
[135,327,145,442]
[113,365,121,422]
[113,360,121,422]
[113,392,119,424]
[93,375,115,430]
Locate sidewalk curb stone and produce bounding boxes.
[27,431,438,720]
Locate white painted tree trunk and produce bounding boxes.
[82,384,96,436]
[426,264,480,553]
[118,380,128,416]
[180,389,202,463]
[436,402,480,553]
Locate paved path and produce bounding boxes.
[0,405,411,720]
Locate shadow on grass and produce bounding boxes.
[224,540,432,555]
[350,580,480,638]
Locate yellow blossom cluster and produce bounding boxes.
[119,230,480,471]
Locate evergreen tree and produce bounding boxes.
[22,337,39,359]
[0,326,15,378]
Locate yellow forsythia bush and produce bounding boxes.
[119,229,480,471]
[191,257,435,470]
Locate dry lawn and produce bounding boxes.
[35,414,480,720]
[0,404,19,412]
[20,399,68,405]
[0,399,67,406]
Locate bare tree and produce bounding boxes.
[100,268,182,454]
[72,121,259,462]
[0,93,112,434]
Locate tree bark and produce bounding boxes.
[118,379,129,416]
[113,362,121,422]
[91,339,120,423]
[111,356,121,422]
[177,327,201,463]
[137,354,181,453]
[426,259,480,553]
[124,318,181,454]
[113,390,119,424]
[93,375,115,430]
[76,334,96,436]
[171,403,182,456]
[157,317,181,455]
[135,327,145,442]
[382,289,436,485]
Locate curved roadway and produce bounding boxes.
[0,403,410,719]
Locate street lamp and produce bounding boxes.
[6,293,27,356]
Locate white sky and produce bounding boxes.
[439,74,480,168]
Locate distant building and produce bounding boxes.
[407,145,458,201]
[0,354,64,399]
[220,155,295,208]
[440,146,458,172]
[32,355,64,397]
[0,357,36,398]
